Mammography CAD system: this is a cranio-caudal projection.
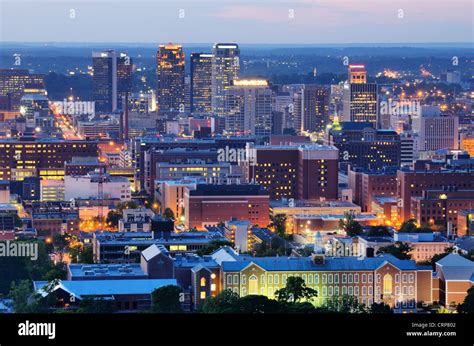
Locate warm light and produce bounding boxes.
[233,79,268,87]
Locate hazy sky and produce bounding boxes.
[0,0,472,44]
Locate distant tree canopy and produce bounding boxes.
[275,276,317,303]
[377,241,412,260]
[151,285,183,313]
[367,226,391,237]
[339,211,363,237]
[457,287,474,314]
[196,240,233,257]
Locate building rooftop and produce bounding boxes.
[68,263,146,279]
[222,254,418,272]
[34,279,177,298]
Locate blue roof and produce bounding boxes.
[34,279,177,298]
[68,263,146,279]
[222,254,418,272]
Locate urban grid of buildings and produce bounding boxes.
[0,41,473,314]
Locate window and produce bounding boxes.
[409,274,414,283]
[274,274,279,284]
[395,274,400,283]
[200,277,206,287]
[328,286,333,296]
[383,274,393,295]
[376,274,381,283]
[227,275,232,285]
[334,286,339,296]
[308,274,313,284]
[314,274,319,284]
[334,274,339,284]
[368,274,373,283]
[322,286,327,296]
[342,286,347,295]
[348,274,353,284]
[368,286,373,295]
[268,275,273,284]
[328,274,333,284]
[249,275,258,295]
[362,274,367,283]
[233,274,238,284]
[342,274,347,283]
[402,274,407,283]
[261,274,266,284]
[354,286,359,296]
[268,287,273,296]
[242,287,247,296]
[241,275,246,285]
[402,286,407,295]
[200,291,206,299]
[211,284,216,291]
[396,286,400,295]
[409,286,414,295]
[354,274,359,283]
[362,286,367,296]
[282,274,287,284]
[322,274,327,284]
[348,286,353,295]
[302,274,307,283]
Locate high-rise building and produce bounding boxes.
[190,53,213,114]
[224,79,272,137]
[0,69,44,111]
[295,85,329,133]
[342,65,378,124]
[413,112,459,152]
[328,122,401,172]
[211,43,240,115]
[249,143,339,200]
[156,44,185,114]
[92,50,132,114]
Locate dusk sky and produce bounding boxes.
[0,0,472,44]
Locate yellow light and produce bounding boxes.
[233,79,268,87]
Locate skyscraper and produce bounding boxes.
[342,64,378,125]
[190,53,213,114]
[0,69,44,111]
[156,44,185,114]
[93,50,132,115]
[295,85,329,133]
[224,79,272,137]
[211,43,240,116]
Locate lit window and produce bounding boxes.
[200,291,206,299]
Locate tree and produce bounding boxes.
[370,302,393,314]
[398,219,418,233]
[457,287,474,314]
[339,211,363,237]
[275,276,317,303]
[201,289,240,313]
[367,226,391,237]
[237,295,283,313]
[163,208,175,220]
[377,241,412,260]
[324,295,367,313]
[76,297,118,313]
[196,240,233,256]
[269,214,287,237]
[106,210,121,228]
[151,285,183,313]
[42,263,67,282]
[9,280,32,313]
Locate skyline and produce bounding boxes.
[0,0,472,44]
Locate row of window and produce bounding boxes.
[225,272,415,285]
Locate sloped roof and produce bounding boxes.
[436,253,474,267]
[34,279,177,298]
[222,254,418,272]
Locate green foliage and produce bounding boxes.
[9,280,32,313]
[275,276,318,303]
[339,211,363,237]
[324,295,368,313]
[457,287,474,314]
[253,236,289,257]
[399,219,418,233]
[370,302,393,314]
[367,226,391,237]
[269,214,287,237]
[162,208,175,220]
[196,240,233,256]
[42,262,67,282]
[237,295,283,313]
[76,297,118,313]
[201,289,240,313]
[377,241,412,260]
[151,285,183,313]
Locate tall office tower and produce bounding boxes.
[224,79,272,137]
[413,111,459,152]
[0,69,44,111]
[93,50,132,114]
[348,64,367,84]
[92,50,118,114]
[400,132,415,168]
[211,43,240,115]
[295,85,329,133]
[156,44,185,114]
[19,85,51,129]
[342,64,378,125]
[190,53,213,114]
